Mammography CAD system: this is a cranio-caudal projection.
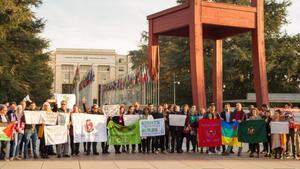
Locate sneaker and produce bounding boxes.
[63,154,70,158]
[9,157,14,161]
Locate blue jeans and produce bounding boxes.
[24,129,38,159]
[9,133,24,158]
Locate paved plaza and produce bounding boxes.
[0,152,299,169]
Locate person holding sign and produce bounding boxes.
[140,107,153,154]
[0,105,9,160]
[23,102,39,160]
[86,104,100,156]
[169,105,184,153]
[111,105,125,154]
[55,100,70,158]
[134,102,143,153]
[38,102,53,159]
[271,109,287,159]
[70,105,80,156]
[185,105,199,153]
[125,105,137,153]
[152,105,165,154]
[9,105,25,161]
[247,108,262,158]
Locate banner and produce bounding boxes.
[198,119,222,147]
[102,105,120,117]
[221,121,241,146]
[57,113,70,126]
[169,114,186,126]
[238,120,267,143]
[140,119,165,137]
[40,112,58,125]
[124,115,140,126]
[107,121,141,145]
[24,111,43,124]
[44,125,68,145]
[55,94,76,109]
[72,114,107,143]
[270,121,289,134]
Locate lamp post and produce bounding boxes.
[173,73,180,105]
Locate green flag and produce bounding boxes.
[238,120,267,143]
[107,121,141,145]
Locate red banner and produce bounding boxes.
[198,119,222,147]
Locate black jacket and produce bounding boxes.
[220,111,235,122]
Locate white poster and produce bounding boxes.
[55,94,76,109]
[44,125,68,145]
[40,112,58,125]
[24,111,43,124]
[123,115,140,126]
[57,113,70,126]
[169,114,187,126]
[270,121,289,134]
[102,105,120,117]
[140,119,165,137]
[72,113,107,143]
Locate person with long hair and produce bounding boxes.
[141,107,153,154]
[248,108,261,158]
[112,105,125,154]
[9,105,25,160]
[38,102,53,159]
[271,109,287,159]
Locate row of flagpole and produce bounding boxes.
[101,65,159,106]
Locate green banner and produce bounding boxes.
[238,120,267,143]
[107,121,141,145]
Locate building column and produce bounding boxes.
[212,39,223,112]
[189,0,206,110]
[251,0,269,107]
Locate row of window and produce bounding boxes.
[61,65,126,84]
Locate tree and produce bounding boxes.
[0,0,53,105]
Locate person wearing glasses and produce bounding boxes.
[55,100,70,158]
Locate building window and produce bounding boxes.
[61,65,74,84]
[118,58,125,63]
[118,67,125,72]
[62,84,74,94]
[80,65,91,79]
[98,65,110,84]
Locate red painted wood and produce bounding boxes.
[189,0,207,110]
[212,39,223,112]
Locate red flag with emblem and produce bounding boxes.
[198,119,222,147]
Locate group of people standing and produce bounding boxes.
[0,99,299,161]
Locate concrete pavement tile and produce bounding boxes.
[251,161,300,169]
[115,161,156,169]
[1,161,43,169]
[181,160,229,169]
[79,161,118,169]
[149,160,193,169]
[42,160,79,169]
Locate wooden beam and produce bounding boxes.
[212,39,223,112]
[189,0,207,110]
[251,0,270,107]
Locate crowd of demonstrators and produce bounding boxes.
[0,98,300,161]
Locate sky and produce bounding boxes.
[34,0,300,55]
